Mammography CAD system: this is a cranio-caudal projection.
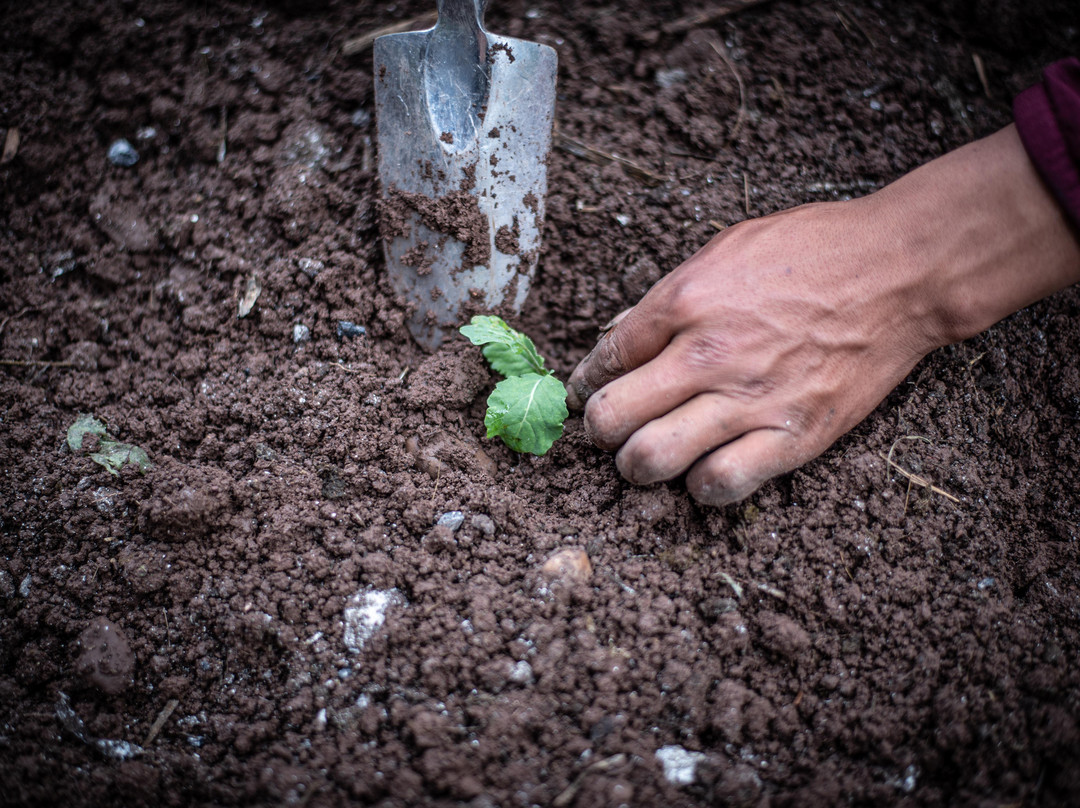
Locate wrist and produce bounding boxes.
[871,125,1080,349]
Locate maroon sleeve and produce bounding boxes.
[1014,57,1080,231]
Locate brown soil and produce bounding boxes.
[384,188,491,267]
[2,1,1079,806]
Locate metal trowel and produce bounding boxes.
[374,0,557,351]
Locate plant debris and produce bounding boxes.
[66,414,151,477]
[237,274,262,318]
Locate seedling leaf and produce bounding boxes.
[460,315,546,377]
[459,315,569,456]
[66,414,152,476]
[484,373,568,455]
[91,443,152,476]
[67,414,108,452]
[481,342,536,378]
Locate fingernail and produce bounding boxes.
[565,381,586,410]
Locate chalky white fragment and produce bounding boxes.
[343,589,405,654]
[656,745,707,786]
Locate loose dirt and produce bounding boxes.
[2,1,1079,806]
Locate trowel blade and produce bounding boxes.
[374,16,557,351]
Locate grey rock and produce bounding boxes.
[107,139,139,167]
[337,320,366,339]
[508,660,534,685]
[343,589,406,654]
[437,511,465,531]
[655,68,688,88]
[0,570,13,598]
[297,257,324,278]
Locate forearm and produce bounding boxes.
[873,124,1080,349]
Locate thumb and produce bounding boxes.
[565,305,671,410]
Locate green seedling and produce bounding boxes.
[66,414,151,477]
[459,315,568,456]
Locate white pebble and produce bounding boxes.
[656,745,707,786]
[343,589,405,654]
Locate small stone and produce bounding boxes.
[436,511,465,531]
[508,660,534,685]
[470,514,496,535]
[0,570,13,598]
[107,139,139,167]
[296,257,324,278]
[656,745,707,786]
[655,67,689,88]
[337,320,366,339]
[292,323,311,344]
[343,589,406,654]
[350,108,371,128]
[93,487,119,513]
[18,574,31,598]
[540,547,592,584]
[136,126,157,141]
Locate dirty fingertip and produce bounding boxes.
[564,378,588,410]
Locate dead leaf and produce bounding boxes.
[1,128,20,164]
[238,274,262,318]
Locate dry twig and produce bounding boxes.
[838,550,855,582]
[341,12,438,56]
[555,132,667,187]
[756,582,787,601]
[553,755,627,808]
[327,362,364,375]
[972,53,992,99]
[879,436,960,505]
[708,38,747,141]
[143,699,180,746]
[1,127,20,164]
[0,305,34,337]
[834,7,874,45]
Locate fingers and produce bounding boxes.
[686,429,809,507]
[614,393,751,485]
[582,344,722,450]
[565,305,675,410]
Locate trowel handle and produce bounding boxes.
[436,0,487,31]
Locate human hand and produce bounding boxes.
[567,126,1080,506]
[567,196,938,506]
